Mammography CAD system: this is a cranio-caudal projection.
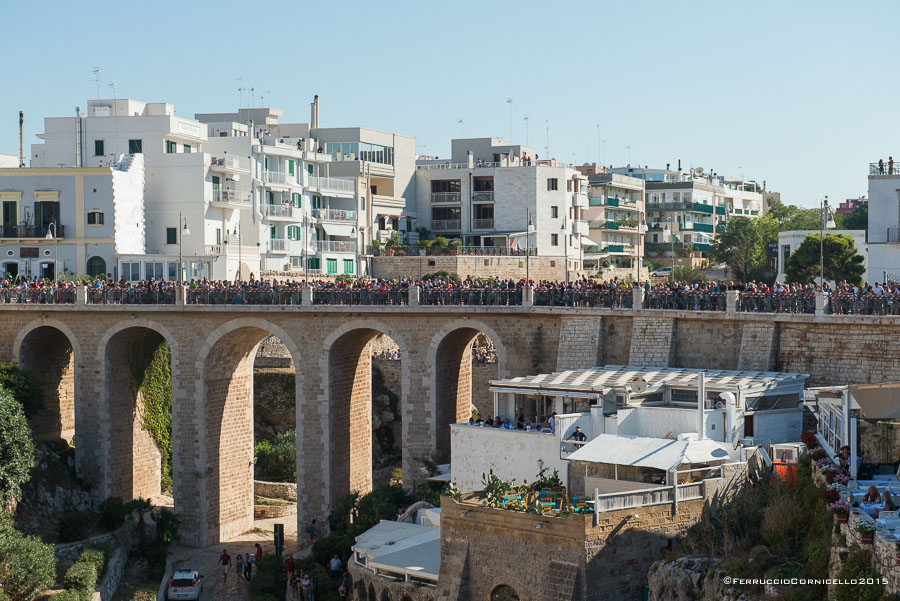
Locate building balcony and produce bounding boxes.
[261,204,297,220]
[210,156,249,174]
[870,162,900,176]
[431,192,461,204]
[210,189,251,208]
[372,194,405,209]
[312,208,356,222]
[264,170,294,187]
[308,176,356,194]
[472,218,494,230]
[267,239,298,254]
[316,240,357,253]
[687,222,714,233]
[204,244,224,255]
[1,224,65,239]
[472,191,494,203]
[432,219,461,231]
[574,220,589,235]
[715,206,726,215]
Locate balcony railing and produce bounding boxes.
[1,224,65,238]
[210,156,249,172]
[431,192,461,203]
[870,162,899,176]
[308,176,355,193]
[533,289,632,308]
[316,240,357,253]
[0,288,75,304]
[211,189,251,206]
[472,191,494,202]
[265,170,291,185]
[312,208,356,221]
[472,219,494,230]
[262,204,295,218]
[268,239,294,252]
[431,219,461,231]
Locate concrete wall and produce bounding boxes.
[450,425,568,492]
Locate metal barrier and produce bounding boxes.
[829,294,900,316]
[0,288,75,304]
[643,292,725,311]
[87,288,176,305]
[186,289,303,305]
[533,289,631,308]
[738,293,815,314]
[312,288,409,306]
[420,288,521,306]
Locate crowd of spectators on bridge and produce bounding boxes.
[1,272,899,315]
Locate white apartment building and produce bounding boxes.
[0,159,144,280]
[866,160,900,282]
[196,98,416,277]
[414,138,589,270]
[775,229,868,283]
[30,98,222,280]
[576,169,646,274]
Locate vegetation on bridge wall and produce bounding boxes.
[128,338,172,491]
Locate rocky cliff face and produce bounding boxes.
[646,557,758,601]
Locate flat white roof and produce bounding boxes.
[490,365,808,397]
[352,520,441,580]
[568,433,736,471]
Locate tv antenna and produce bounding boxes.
[458,119,464,137]
[92,67,101,99]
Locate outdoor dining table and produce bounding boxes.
[861,502,884,516]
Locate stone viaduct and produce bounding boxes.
[5,303,900,547]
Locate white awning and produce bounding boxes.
[321,223,356,237]
[567,433,734,471]
[580,236,600,246]
[322,191,355,199]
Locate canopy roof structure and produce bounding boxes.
[352,521,440,581]
[567,433,737,471]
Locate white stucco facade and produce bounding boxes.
[775,229,868,283]
[866,170,900,282]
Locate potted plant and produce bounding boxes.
[829,501,850,523]
[855,520,876,545]
[800,431,820,449]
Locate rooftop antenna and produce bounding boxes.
[458,119,464,137]
[524,116,529,146]
[595,124,601,165]
[506,98,513,143]
[415,144,426,157]
[108,80,120,158]
[544,120,549,159]
[237,76,244,109]
[262,89,271,108]
[250,87,255,108]
[92,67,101,100]
[626,145,631,166]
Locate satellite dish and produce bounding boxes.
[694,167,704,174]
[631,377,648,394]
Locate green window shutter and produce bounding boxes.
[267,191,274,204]
[166,140,176,154]
[270,227,276,239]
[343,259,354,274]
[128,139,143,153]
[166,228,177,245]
[292,193,301,207]
[289,160,294,175]
[307,165,313,176]
[184,144,191,153]
[327,258,338,274]
[94,140,104,156]
[360,197,366,210]
[307,258,320,270]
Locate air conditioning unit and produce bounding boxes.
[739,437,755,446]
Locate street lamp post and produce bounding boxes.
[525,209,535,283]
[819,196,835,289]
[234,224,242,281]
[663,217,676,282]
[45,222,57,280]
[560,219,569,284]
[638,218,649,282]
[351,225,358,277]
[178,212,190,282]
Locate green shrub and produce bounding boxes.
[53,590,90,601]
[132,590,156,601]
[0,512,55,601]
[151,507,181,543]
[80,546,107,578]
[0,362,44,419]
[832,545,884,601]
[98,496,127,531]
[250,554,283,600]
[63,561,97,592]
[0,388,35,506]
[254,430,296,482]
[146,541,169,580]
[57,511,94,543]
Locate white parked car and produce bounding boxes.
[167,570,203,600]
[651,267,673,277]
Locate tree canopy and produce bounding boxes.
[0,387,34,506]
[842,204,868,231]
[0,363,44,420]
[785,233,866,285]
[0,511,55,601]
[710,217,763,282]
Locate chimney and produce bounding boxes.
[310,95,319,129]
[18,111,24,168]
[677,159,681,172]
[666,163,670,171]
[466,150,474,168]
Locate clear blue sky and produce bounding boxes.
[2,0,897,206]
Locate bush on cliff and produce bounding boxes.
[0,387,35,506]
[0,511,55,601]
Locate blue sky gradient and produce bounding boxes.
[2,0,897,206]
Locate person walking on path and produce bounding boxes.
[218,549,232,582]
[244,552,255,581]
[235,554,244,580]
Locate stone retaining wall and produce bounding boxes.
[255,480,298,502]
[347,561,435,601]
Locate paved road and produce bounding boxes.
[166,513,304,601]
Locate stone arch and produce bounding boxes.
[321,320,408,507]
[14,320,80,443]
[491,585,520,601]
[368,583,377,601]
[196,318,301,545]
[98,320,177,502]
[380,588,392,601]
[427,320,508,456]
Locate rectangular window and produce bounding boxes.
[288,160,295,176]
[547,178,558,191]
[343,259,354,274]
[183,144,191,153]
[122,262,141,281]
[567,180,573,192]
[292,193,301,208]
[94,140,104,156]
[326,258,338,274]
[551,206,558,218]
[307,257,320,270]
[128,139,143,154]
[166,227,177,245]
[166,141,177,154]
[551,234,559,246]
[167,262,177,280]
[360,196,366,210]
[216,228,221,245]
[145,262,164,280]
[87,210,104,225]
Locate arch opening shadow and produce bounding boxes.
[19,326,75,443]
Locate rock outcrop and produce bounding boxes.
[647,557,758,601]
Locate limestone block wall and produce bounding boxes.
[556,316,603,371]
[602,316,632,366]
[19,325,75,442]
[471,362,498,419]
[671,318,741,369]
[737,322,777,371]
[628,317,675,367]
